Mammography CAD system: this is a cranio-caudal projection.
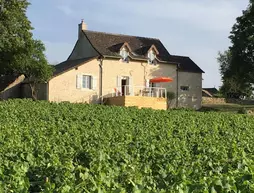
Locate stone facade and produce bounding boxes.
[48,58,177,103]
[48,58,202,109]
[178,71,202,109]
[30,22,204,109]
[202,97,226,104]
[48,59,99,103]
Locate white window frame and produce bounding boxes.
[82,75,92,89]
[76,74,97,91]
[120,47,129,63]
[148,50,157,65]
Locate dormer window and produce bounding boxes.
[147,45,159,65]
[148,50,156,65]
[120,47,129,62]
[119,42,132,63]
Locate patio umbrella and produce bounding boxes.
[150,77,173,83]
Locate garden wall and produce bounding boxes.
[202,97,226,104]
[202,97,254,105]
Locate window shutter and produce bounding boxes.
[117,76,121,88]
[151,52,155,61]
[92,76,97,90]
[146,79,150,88]
[76,74,82,89]
[129,76,133,96]
[129,76,133,86]
[148,51,151,59]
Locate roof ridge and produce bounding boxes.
[83,30,160,41]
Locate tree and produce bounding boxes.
[218,0,254,98]
[218,51,252,98]
[218,50,232,79]
[0,0,53,99]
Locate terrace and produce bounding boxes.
[104,77,172,110]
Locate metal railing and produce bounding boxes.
[111,85,167,98]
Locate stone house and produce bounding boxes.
[25,21,204,110]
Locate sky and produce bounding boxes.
[27,0,249,88]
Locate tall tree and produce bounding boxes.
[0,0,53,98]
[218,0,254,98]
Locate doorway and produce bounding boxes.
[121,79,127,96]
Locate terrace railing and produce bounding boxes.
[111,85,167,98]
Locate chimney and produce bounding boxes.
[78,19,87,39]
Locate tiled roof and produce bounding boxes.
[57,30,204,74]
[170,55,204,73]
[203,88,219,95]
[83,30,204,73]
[53,57,96,76]
[84,30,172,62]
[202,89,213,97]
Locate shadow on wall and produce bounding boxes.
[147,64,177,107]
[147,64,176,90]
[100,62,201,109]
[148,65,201,109]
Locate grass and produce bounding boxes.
[200,103,254,113]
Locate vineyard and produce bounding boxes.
[0,99,254,192]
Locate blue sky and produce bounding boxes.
[27,0,249,88]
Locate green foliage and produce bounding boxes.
[218,50,232,79]
[1,100,254,192]
[166,91,175,100]
[238,107,248,114]
[213,93,224,98]
[171,107,195,112]
[218,1,254,98]
[0,0,53,82]
[20,40,53,83]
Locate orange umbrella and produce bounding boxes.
[150,77,173,83]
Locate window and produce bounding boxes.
[180,86,189,91]
[76,74,96,90]
[148,50,157,65]
[82,75,92,89]
[120,47,129,62]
